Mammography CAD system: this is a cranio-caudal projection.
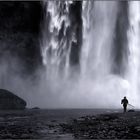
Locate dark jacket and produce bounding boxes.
[121,98,128,106]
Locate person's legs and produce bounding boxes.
[123,105,126,113]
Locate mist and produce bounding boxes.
[0,1,140,109]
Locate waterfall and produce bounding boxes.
[40,1,140,108]
[126,1,140,106]
[41,1,73,80]
[81,1,118,79]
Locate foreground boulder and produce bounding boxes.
[0,89,26,110]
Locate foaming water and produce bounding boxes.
[39,1,140,108]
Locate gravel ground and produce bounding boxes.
[1,109,139,139]
[0,110,64,139]
[60,111,140,139]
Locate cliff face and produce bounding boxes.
[0,2,43,75]
[0,89,26,110]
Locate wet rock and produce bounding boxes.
[31,107,40,110]
[0,89,26,110]
[134,126,140,132]
[128,109,135,112]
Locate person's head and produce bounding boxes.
[124,96,126,99]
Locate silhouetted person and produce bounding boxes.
[121,96,128,113]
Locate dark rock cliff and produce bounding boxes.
[0,2,43,75]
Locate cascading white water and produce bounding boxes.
[41,1,140,108]
[79,1,126,107]
[81,1,118,78]
[126,1,140,106]
[41,1,73,80]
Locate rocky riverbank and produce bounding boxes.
[0,109,74,139]
[0,110,140,139]
[60,111,140,139]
